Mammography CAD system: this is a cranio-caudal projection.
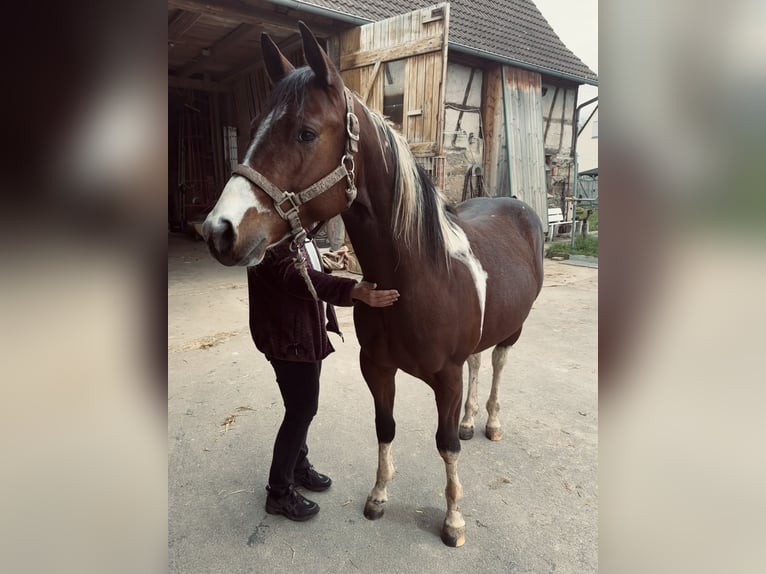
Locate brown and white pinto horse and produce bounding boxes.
[202,23,544,547]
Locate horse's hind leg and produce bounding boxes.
[433,364,466,547]
[459,353,482,440]
[360,352,397,520]
[485,328,523,441]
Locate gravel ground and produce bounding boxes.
[168,233,598,573]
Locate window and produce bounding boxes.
[223,125,238,174]
[383,60,405,130]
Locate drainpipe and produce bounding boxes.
[570,96,598,247]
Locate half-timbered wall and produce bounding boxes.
[541,81,579,216]
[442,62,484,204]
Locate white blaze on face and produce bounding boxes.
[244,104,286,164]
[205,105,288,236]
[206,175,271,233]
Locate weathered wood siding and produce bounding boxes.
[338,4,450,169]
[484,65,547,222]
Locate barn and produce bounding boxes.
[168,0,598,233]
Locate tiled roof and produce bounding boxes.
[294,0,598,85]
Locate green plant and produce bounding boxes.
[546,235,599,258]
[575,207,598,231]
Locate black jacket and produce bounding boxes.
[247,241,357,362]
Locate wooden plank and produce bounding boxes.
[434,2,449,158]
[210,93,224,189]
[543,85,559,143]
[558,87,567,153]
[481,65,502,194]
[178,23,259,77]
[169,75,230,92]
[167,0,340,37]
[360,60,381,104]
[220,33,302,84]
[339,26,361,93]
[168,10,202,42]
[409,142,437,154]
[340,36,443,71]
[336,2,448,165]
[502,66,546,220]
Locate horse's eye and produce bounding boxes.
[298,129,316,143]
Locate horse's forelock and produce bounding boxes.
[267,67,313,116]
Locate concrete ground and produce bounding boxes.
[168,232,598,573]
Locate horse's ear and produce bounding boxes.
[298,21,339,88]
[261,32,294,84]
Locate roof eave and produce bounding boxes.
[269,0,371,26]
[270,0,599,86]
[451,43,598,86]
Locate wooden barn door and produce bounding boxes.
[336,3,450,187]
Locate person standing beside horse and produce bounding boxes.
[248,238,399,521]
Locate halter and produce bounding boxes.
[232,88,359,299]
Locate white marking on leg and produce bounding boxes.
[439,450,465,546]
[447,227,488,337]
[460,353,482,434]
[486,345,510,439]
[368,442,394,504]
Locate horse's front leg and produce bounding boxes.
[433,364,466,547]
[459,353,482,440]
[360,351,397,520]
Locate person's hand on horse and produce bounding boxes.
[352,281,400,307]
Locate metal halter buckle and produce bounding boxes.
[346,112,360,142]
[274,191,300,219]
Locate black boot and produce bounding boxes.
[294,465,332,492]
[265,485,319,521]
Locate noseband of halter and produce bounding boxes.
[231,88,359,248]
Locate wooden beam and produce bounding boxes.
[360,60,381,104]
[167,0,340,37]
[168,10,202,43]
[169,76,230,93]
[340,36,443,71]
[543,86,559,143]
[409,142,437,154]
[178,23,259,77]
[220,33,302,84]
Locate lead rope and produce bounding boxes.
[293,243,319,300]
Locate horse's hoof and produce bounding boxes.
[485,426,503,441]
[363,499,385,520]
[459,426,474,440]
[440,525,466,547]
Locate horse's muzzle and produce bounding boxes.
[202,214,239,266]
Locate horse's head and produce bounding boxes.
[202,23,356,266]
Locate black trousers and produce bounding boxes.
[267,359,321,495]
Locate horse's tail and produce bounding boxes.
[527,209,546,295]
